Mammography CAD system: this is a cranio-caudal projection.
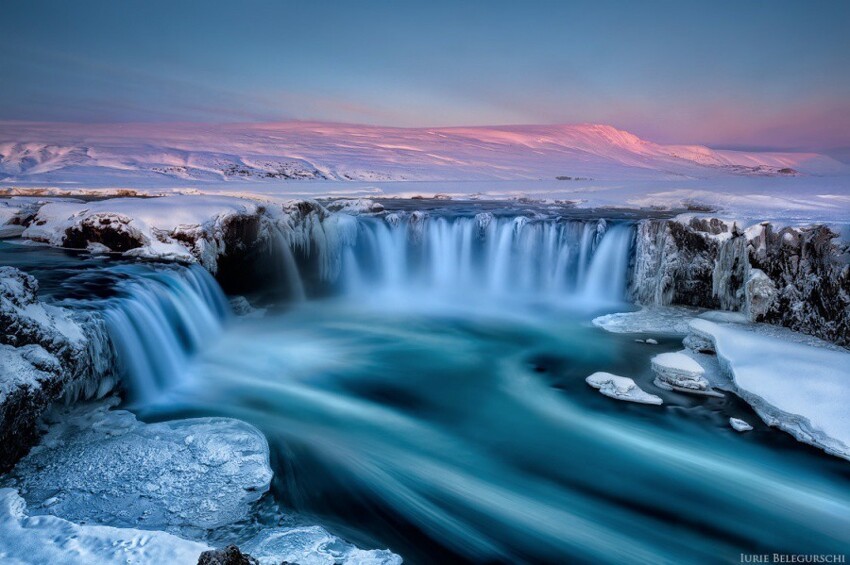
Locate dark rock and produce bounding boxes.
[197,545,260,565]
[631,218,850,347]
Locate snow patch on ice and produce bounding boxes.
[0,488,209,565]
[585,372,663,405]
[687,319,850,460]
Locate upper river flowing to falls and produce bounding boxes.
[2,206,850,564]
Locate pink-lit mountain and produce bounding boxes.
[0,121,845,187]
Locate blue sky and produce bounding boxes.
[1,0,848,156]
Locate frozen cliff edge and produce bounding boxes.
[0,266,113,471]
[631,215,850,347]
[686,318,850,461]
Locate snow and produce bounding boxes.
[6,399,273,533]
[730,418,753,432]
[20,195,264,267]
[651,352,722,397]
[688,318,850,460]
[1,122,848,223]
[0,266,85,347]
[0,488,209,565]
[1,122,844,187]
[585,372,663,405]
[0,344,55,402]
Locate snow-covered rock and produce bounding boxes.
[585,372,663,405]
[5,399,272,534]
[0,488,209,565]
[323,198,385,214]
[687,318,850,460]
[0,267,113,470]
[730,418,753,432]
[21,196,270,272]
[650,352,721,397]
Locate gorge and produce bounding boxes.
[1,193,849,563]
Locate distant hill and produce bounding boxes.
[1,121,845,186]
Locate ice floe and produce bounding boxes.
[592,306,701,335]
[0,488,209,565]
[585,372,663,405]
[243,525,403,565]
[730,418,753,432]
[688,318,850,461]
[650,352,722,397]
[5,399,272,533]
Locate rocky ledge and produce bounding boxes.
[632,215,850,347]
[0,266,113,471]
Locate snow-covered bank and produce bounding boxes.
[687,318,850,461]
[594,305,850,461]
[4,399,272,533]
[0,400,402,565]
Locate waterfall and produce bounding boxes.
[274,212,635,305]
[581,224,634,303]
[99,264,231,402]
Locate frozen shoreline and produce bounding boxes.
[594,307,850,461]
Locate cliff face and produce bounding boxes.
[632,217,850,346]
[0,267,114,471]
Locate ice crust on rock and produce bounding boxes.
[631,215,850,347]
[0,266,114,470]
[6,399,273,533]
[687,318,850,460]
[650,352,721,397]
[585,372,663,405]
[0,488,210,565]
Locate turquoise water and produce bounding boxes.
[136,297,850,564]
[4,228,850,564]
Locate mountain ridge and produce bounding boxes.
[0,121,845,186]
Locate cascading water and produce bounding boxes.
[287,212,635,305]
[94,264,231,403]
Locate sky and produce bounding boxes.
[1,0,849,159]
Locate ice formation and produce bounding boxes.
[585,372,663,405]
[650,352,721,397]
[730,418,753,432]
[6,399,273,533]
[0,488,209,565]
[687,318,850,460]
